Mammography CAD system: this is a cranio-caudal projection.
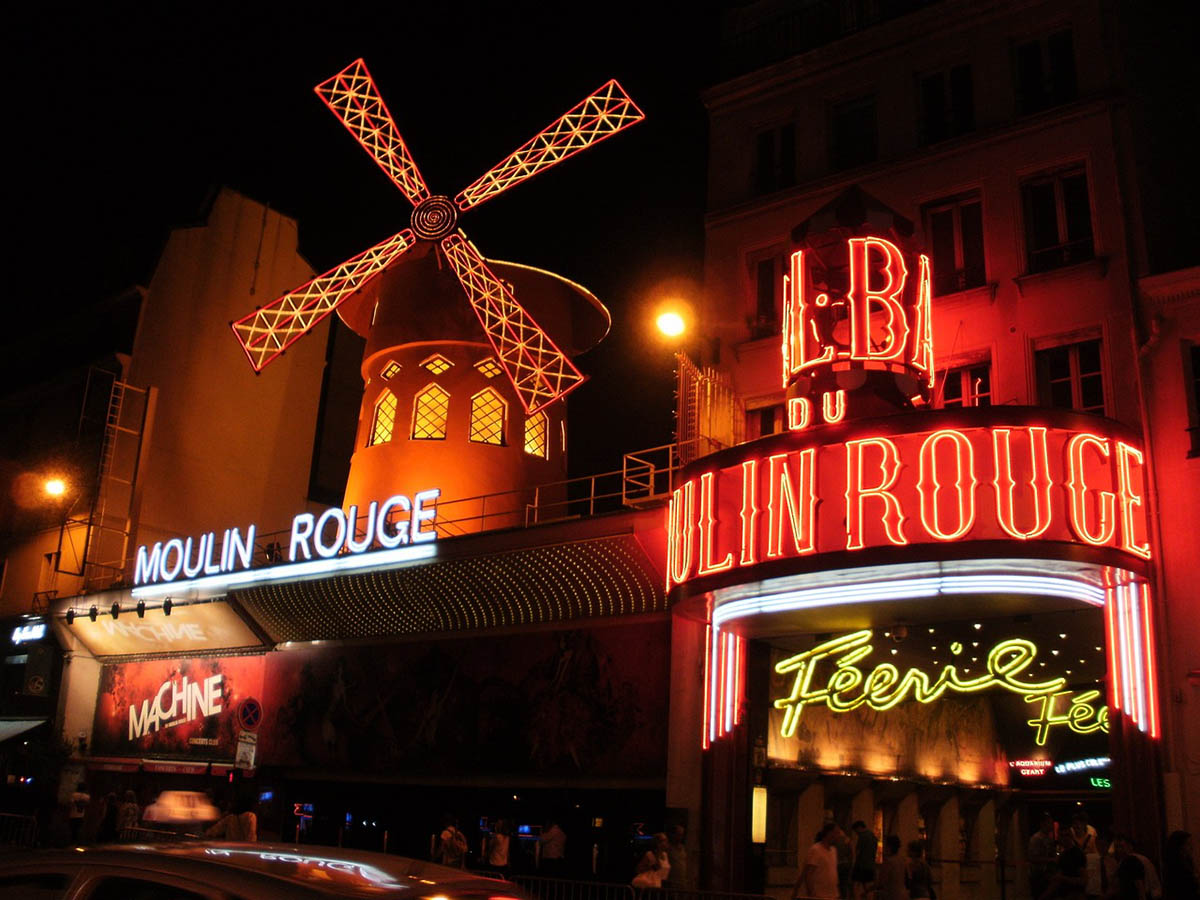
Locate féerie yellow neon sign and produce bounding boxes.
[773,630,1107,745]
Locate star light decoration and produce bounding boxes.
[231,59,644,414]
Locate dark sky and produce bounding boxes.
[10,2,725,476]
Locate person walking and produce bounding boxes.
[96,792,120,843]
[485,820,511,875]
[850,820,878,899]
[68,782,90,844]
[876,835,908,900]
[905,840,934,899]
[1161,831,1198,899]
[437,815,469,868]
[1030,813,1060,900]
[539,819,567,876]
[116,790,140,835]
[204,793,257,842]
[632,833,670,890]
[795,823,843,900]
[665,825,689,889]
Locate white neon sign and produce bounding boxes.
[11,622,46,644]
[132,489,440,590]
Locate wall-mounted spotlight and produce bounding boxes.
[88,606,98,622]
[163,599,173,617]
[66,609,75,626]
[110,602,120,620]
[136,600,145,619]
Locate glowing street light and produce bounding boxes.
[656,311,686,337]
[44,478,67,498]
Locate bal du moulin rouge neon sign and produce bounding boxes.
[667,236,1150,588]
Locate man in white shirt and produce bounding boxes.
[796,823,844,899]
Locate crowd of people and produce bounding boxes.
[1027,811,1198,899]
[791,814,1199,900]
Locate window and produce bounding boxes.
[1014,29,1077,115]
[936,363,992,408]
[420,353,453,374]
[1021,167,1093,273]
[754,123,796,195]
[88,877,207,900]
[830,95,877,171]
[923,194,985,295]
[524,411,548,458]
[751,404,784,438]
[412,384,450,439]
[369,390,397,446]
[1036,339,1104,414]
[919,64,974,145]
[1186,342,1200,457]
[752,257,782,338]
[380,360,401,380]
[469,388,506,445]
[474,357,502,379]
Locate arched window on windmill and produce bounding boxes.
[469,388,506,445]
[524,411,548,458]
[412,384,450,440]
[369,389,398,446]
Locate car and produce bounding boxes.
[142,791,221,825]
[0,841,528,899]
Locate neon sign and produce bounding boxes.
[667,418,1150,590]
[1009,759,1052,776]
[782,236,934,400]
[1055,756,1110,774]
[772,630,1110,746]
[133,489,440,588]
[773,630,1064,738]
[11,622,46,644]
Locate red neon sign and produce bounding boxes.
[667,417,1151,588]
[782,237,935,399]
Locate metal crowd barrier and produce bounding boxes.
[118,825,201,843]
[0,812,37,847]
[497,875,776,900]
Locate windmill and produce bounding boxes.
[230,59,643,529]
[231,58,643,416]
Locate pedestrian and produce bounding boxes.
[96,792,120,843]
[68,782,90,844]
[632,832,670,889]
[876,835,907,900]
[795,823,842,900]
[204,792,257,842]
[1108,834,1161,900]
[485,819,511,875]
[437,815,469,868]
[1030,813,1060,900]
[1041,844,1087,899]
[539,819,567,876]
[116,790,140,835]
[665,824,688,889]
[905,840,934,899]
[1066,812,1102,899]
[1161,831,1198,899]
[850,820,878,899]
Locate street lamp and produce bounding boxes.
[656,310,686,338]
[44,478,67,498]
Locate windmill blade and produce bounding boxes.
[441,233,586,414]
[454,79,644,212]
[232,229,416,371]
[315,59,430,207]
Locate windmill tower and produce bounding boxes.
[231,60,642,531]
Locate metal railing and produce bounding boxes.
[0,812,37,847]
[118,825,200,843]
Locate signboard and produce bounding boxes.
[69,601,261,657]
[667,409,1151,593]
[235,730,257,770]
[132,489,440,588]
[91,654,265,759]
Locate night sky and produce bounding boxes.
[11,3,725,476]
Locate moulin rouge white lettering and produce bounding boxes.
[128,673,224,741]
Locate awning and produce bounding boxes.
[0,718,45,743]
[85,756,140,773]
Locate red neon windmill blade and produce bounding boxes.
[231,59,645,414]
